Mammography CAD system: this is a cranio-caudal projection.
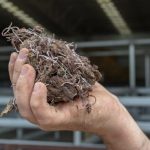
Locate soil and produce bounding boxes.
[0,24,101,116]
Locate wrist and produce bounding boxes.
[83,84,123,135]
[80,83,149,150]
[101,102,149,150]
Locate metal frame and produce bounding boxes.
[1,38,150,147]
[0,139,105,149]
[77,39,150,91]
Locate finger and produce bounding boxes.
[30,82,64,131]
[16,64,37,124]
[8,52,18,82]
[12,48,28,91]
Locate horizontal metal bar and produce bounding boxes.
[0,39,150,52]
[80,50,144,57]
[136,87,150,94]
[0,118,37,128]
[77,38,150,48]
[135,39,150,45]
[77,40,130,48]
[108,87,150,95]
[0,46,13,52]
[0,118,150,135]
[0,96,13,104]
[119,96,150,107]
[0,39,150,54]
[0,139,104,149]
[138,121,150,133]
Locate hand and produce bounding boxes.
[8,48,121,133]
[9,48,150,150]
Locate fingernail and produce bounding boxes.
[18,51,28,60]
[21,66,28,75]
[33,83,41,92]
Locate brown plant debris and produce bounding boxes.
[0,24,101,116]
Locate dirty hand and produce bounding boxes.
[9,48,150,150]
[9,48,118,132]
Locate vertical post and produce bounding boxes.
[73,131,81,146]
[54,131,60,140]
[16,115,23,139]
[129,43,136,90]
[16,128,23,139]
[145,55,150,87]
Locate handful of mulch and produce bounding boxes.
[0,24,101,116]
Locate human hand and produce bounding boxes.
[9,48,121,133]
[9,48,150,150]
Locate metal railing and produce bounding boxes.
[0,38,150,147]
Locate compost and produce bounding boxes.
[0,24,101,116]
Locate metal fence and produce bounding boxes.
[0,38,150,148]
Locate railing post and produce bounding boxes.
[73,131,81,146]
[129,43,136,92]
[16,128,23,139]
[145,55,150,87]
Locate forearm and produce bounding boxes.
[82,84,150,150]
[99,103,150,150]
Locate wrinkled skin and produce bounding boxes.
[9,48,150,150]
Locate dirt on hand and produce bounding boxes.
[0,24,101,116]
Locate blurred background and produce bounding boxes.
[0,0,150,149]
